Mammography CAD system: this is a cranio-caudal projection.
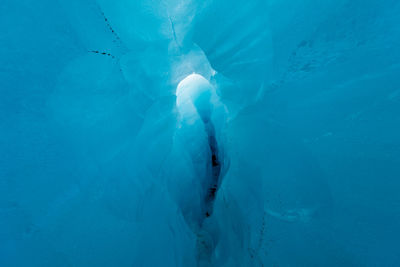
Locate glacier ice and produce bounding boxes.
[1,0,400,266]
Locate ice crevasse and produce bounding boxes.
[1,0,400,266]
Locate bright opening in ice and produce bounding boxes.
[176,73,214,123]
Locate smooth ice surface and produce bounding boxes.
[1,0,400,266]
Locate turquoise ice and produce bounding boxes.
[1,0,400,266]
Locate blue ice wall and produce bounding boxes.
[1,0,400,266]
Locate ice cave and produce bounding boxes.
[1,0,400,266]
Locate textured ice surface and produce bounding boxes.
[1,0,400,266]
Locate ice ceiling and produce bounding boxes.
[1,0,400,266]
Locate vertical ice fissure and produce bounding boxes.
[203,121,221,219]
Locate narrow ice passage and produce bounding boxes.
[176,73,224,222]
